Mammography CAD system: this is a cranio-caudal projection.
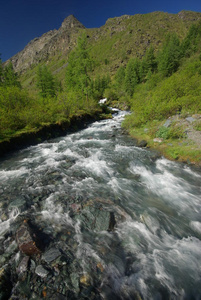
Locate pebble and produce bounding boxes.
[35,265,49,278]
[42,248,61,263]
[153,138,163,143]
[186,117,195,123]
[163,119,172,128]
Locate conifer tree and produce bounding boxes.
[124,58,140,96]
[36,65,56,98]
[66,33,92,101]
[158,33,181,77]
[2,61,21,88]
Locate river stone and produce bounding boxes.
[16,221,41,256]
[153,138,163,143]
[0,266,12,300]
[35,265,49,278]
[80,273,91,286]
[186,116,195,123]
[163,119,172,128]
[138,140,147,148]
[17,256,30,274]
[42,248,61,263]
[77,204,116,232]
[8,197,26,211]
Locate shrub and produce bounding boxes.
[156,126,170,139]
[193,120,201,131]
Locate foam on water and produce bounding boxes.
[190,221,201,234]
[129,159,201,215]
[0,208,20,237]
[0,167,29,183]
[115,217,201,298]
[0,109,201,298]
[73,150,114,179]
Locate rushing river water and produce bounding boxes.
[0,110,201,300]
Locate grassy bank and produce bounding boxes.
[123,118,201,166]
[0,106,111,157]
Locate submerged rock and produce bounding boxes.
[138,140,147,148]
[35,265,49,278]
[77,203,116,232]
[80,273,91,286]
[16,221,41,256]
[42,248,61,263]
[17,256,30,274]
[0,266,12,300]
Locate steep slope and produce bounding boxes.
[7,10,201,80]
[8,15,85,73]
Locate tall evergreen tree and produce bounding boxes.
[66,33,92,101]
[2,61,21,88]
[124,58,140,96]
[36,65,56,98]
[158,33,181,77]
[0,55,3,85]
[115,66,125,89]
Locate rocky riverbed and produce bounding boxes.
[0,110,201,299]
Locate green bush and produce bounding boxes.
[193,120,201,131]
[156,126,170,139]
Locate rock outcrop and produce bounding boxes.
[7,15,85,73]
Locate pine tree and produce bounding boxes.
[124,58,140,96]
[36,65,56,98]
[0,55,3,85]
[115,66,125,89]
[66,33,92,101]
[158,34,181,77]
[2,61,21,88]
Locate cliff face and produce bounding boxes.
[8,15,85,73]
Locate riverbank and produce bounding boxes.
[0,107,112,157]
[125,114,201,167]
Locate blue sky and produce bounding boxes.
[1,0,201,61]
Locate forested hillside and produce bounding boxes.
[1,10,201,163]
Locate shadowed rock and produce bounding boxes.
[16,221,41,256]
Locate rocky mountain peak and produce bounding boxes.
[60,15,85,30]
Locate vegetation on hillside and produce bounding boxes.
[1,12,201,164]
[0,36,111,141]
[109,21,201,163]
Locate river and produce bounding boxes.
[0,109,201,299]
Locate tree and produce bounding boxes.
[158,33,181,77]
[1,61,21,88]
[36,65,56,98]
[66,33,92,101]
[90,74,111,100]
[0,54,3,85]
[115,66,125,89]
[181,22,201,57]
[124,58,140,96]
[139,46,157,82]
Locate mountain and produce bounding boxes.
[6,10,201,83]
[8,15,85,73]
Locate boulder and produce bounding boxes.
[153,138,163,143]
[186,116,195,123]
[42,248,61,263]
[163,119,172,128]
[16,221,41,256]
[35,265,49,278]
[138,140,147,148]
[77,204,116,232]
[17,256,30,274]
